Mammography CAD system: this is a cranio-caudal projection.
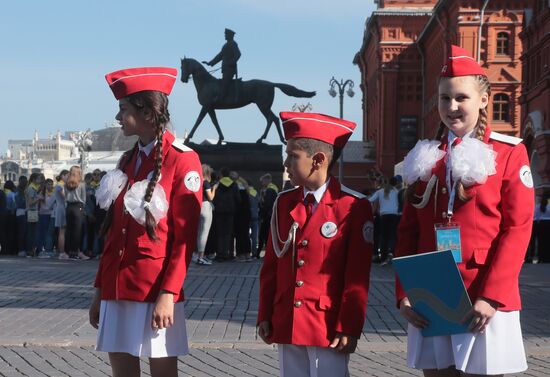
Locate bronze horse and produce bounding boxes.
[180,58,316,144]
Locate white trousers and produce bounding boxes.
[278,344,350,377]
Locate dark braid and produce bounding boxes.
[100,142,138,236]
[126,90,170,241]
[143,123,164,241]
[101,91,170,241]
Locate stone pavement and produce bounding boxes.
[0,257,548,376]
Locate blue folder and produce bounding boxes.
[393,250,472,337]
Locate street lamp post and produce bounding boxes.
[328,76,354,183]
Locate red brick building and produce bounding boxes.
[355,0,530,177]
[520,1,550,189]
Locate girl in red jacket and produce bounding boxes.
[396,45,534,376]
[88,67,202,377]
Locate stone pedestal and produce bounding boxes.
[187,142,284,188]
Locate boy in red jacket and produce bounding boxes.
[257,112,374,376]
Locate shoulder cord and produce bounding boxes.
[270,195,299,263]
[411,175,438,210]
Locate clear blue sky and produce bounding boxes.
[0,0,376,155]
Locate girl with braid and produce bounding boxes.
[395,45,534,376]
[88,67,203,377]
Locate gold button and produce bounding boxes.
[441,211,447,219]
[118,249,123,256]
[296,281,304,287]
[297,259,305,267]
[294,300,302,308]
[124,209,128,215]
[122,229,126,234]
[441,187,447,194]
[301,240,308,246]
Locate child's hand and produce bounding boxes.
[152,291,174,330]
[88,288,101,329]
[399,297,429,329]
[329,333,357,354]
[257,321,272,344]
[462,297,497,334]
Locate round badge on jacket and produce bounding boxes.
[184,171,201,192]
[362,221,374,244]
[519,165,533,188]
[321,221,338,238]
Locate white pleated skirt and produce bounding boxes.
[96,300,189,358]
[407,310,527,375]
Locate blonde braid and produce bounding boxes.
[457,75,491,202]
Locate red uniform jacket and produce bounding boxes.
[94,130,202,303]
[396,127,534,311]
[258,178,373,346]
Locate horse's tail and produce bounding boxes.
[274,83,316,98]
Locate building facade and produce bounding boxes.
[520,1,550,189]
[355,0,530,177]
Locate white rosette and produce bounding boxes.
[123,180,169,226]
[95,169,128,210]
[451,138,497,187]
[402,140,446,185]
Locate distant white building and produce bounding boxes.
[0,126,190,183]
[8,130,75,162]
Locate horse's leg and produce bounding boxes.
[256,105,274,143]
[271,110,286,144]
[186,106,208,143]
[207,109,225,144]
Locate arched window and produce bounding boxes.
[493,93,510,122]
[496,32,510,55]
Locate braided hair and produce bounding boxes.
[406,74,491,204]
[101,90,170,240]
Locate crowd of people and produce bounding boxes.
[192,167,278,265]
[0,167,107,260]
[0,165,280,264]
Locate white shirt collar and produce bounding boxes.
[447,129,475,145]
[303,179,330,204]
[138,139,157,157]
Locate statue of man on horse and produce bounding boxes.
[180,57,316,145]
[202,28,241,103]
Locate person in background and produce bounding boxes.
[54,170,69,260]
[93,170,107,258]
[83,172,97,258]
[247,178,260,260]
[194,163,216,266]
[0,185,6,255]
[65,165,88,260]
[37,178,56,257]
[234,175,252,262]
[212,167,240,261]
[25,173,44,257]
[15,175,28,257]
[368,176,400,266]
[256,173,278,258]
[534,189,550,263]
[4,181,18,255]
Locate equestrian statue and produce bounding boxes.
[180,57,316,144]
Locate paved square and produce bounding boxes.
[0,257,548,376]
